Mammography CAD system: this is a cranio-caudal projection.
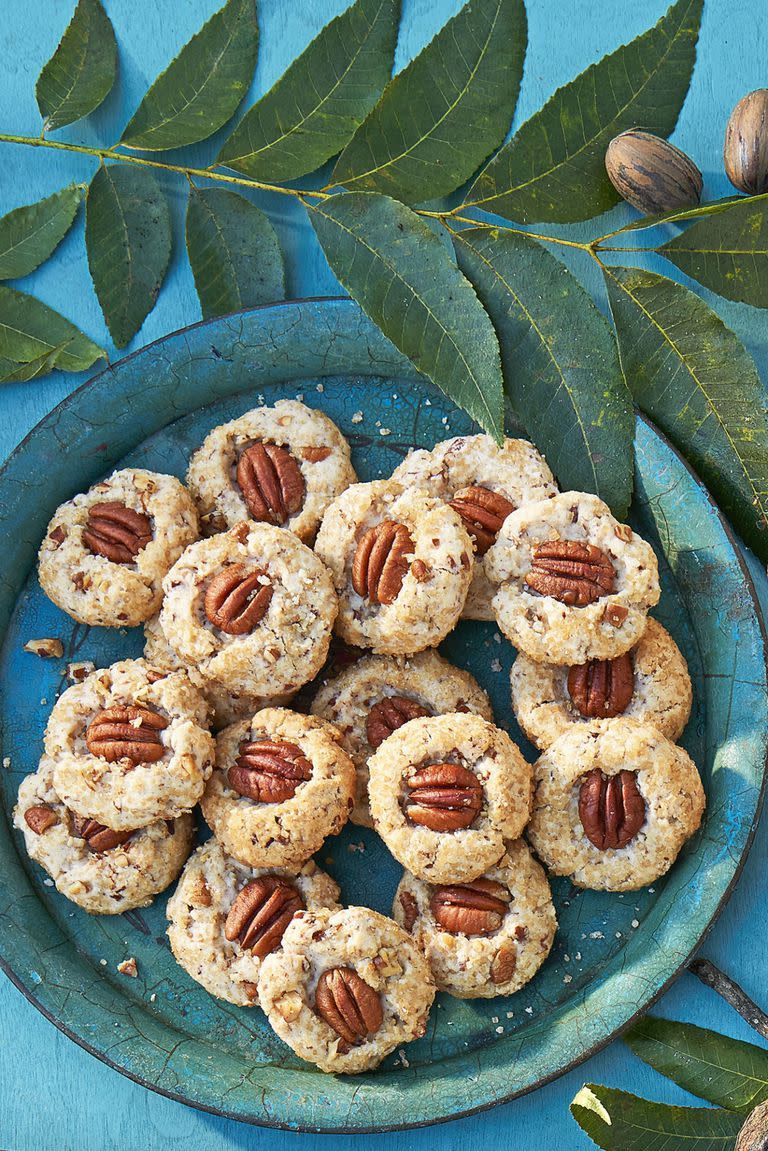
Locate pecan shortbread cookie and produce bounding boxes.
[159,522,337,698]
[47,659,214,831]
[368,714,532,884]
[512,617,692,750]
[258,906,436,1074]
[143,612,294,730]
[392,435,557,620]
[527,717,705,891]
[167,838,340,1007]
[187,400,356,540]
[38,468,199,627]
[201,708,355,870]
[311,650,493,827]
[485,492,660,665]
[15,757,194,914]
[314,481,473,654]
[393,839,556,998]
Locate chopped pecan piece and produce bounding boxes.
[24,804,59,834]
[399,890,419,932]
[430,878,510,935]
[236,442,305,524]
[351,521,413,605]
[224,876,304,958]
[72,815,135,852]
[315,967,383,1048]
[365,696,431,750]
[567,653,634,718]
[85,704,168,764]
[449,486,515,555]
[578,768,646,850]
[82,502,152,564]
[228,739,312,803]
[405,763,483,832]
[204,563,273,635]
[490,943,517,985]
[23,637,64,659]
[525,540,615,606]
[302,446,331,462]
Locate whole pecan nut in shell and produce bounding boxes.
[85,704,168,764]
[236,442,305,525]
[578,768,646,850]
[204,563,273,635]
[315,967,384,1049]
[430,878,510,936]
[228,739,312,803]
[449,486,515,555]
[567,652,634,718]
[351,521,414,606]
[525,540,615,606]
[72,815,135,852]
[82,502,153,564]
[24,804,59,834]
[405,763,483,832]
[365,696,431,750]
[224,876,304,959]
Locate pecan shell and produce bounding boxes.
[449,486,515,555]
[405,763,483,832]
[24,804,59,834]
[351,521,414,606]
[365,696,431,750]
[567,653,634,718]
[525,540,615,606]
[85,704,168,764]
[430,878,510,936]
[204,563,273,635]
[236,442,305,525]
[315,967,383,1048]
[228,738,312,803]
[224,876,304,959]
[578,768,646,850]
[82,502,152,564]
[72,815,135,852]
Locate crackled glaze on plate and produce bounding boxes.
[0,299,765,1132]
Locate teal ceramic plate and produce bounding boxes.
[0,299,766,1132]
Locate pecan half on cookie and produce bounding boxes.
[526,540,615,606]
[228,739,312,803]
[430,878,510,935]
[224,876,304,958]
[365,696,431,750]
[567,653,634,718]
[82,502,152,563]
[72,815,135,852]
[449,486,515,555]
[237,442,305,525]
[315,966,384,1049]
[85,704,168,764]
[578,768,646,850]
[405,763,483,831]
[204,563,273,634]
[352,521,413,605]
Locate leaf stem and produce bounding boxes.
[688,958,768,1040]
[596,245,659,253]
[422,210,591,251]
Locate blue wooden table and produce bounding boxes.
[1,1,767,1147]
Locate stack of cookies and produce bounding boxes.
[14,398,705,1075]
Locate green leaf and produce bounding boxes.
[0,185,83,281]
[0,342,72,384]
[85,165,172,348]
[453,227,633,516]
[36,0,117,131]
[310,192,503,438]
[661,198,768,307]
[603,195,754,236]
[465,0,702,224]
[605,266,768,559]
[571,1084,743,1151]
[120,0,258,150]
[332,0,526,204]
[626,1017,768,1115]
[0,286,104,374]
[185,187,285,319]
[217,0,399,182]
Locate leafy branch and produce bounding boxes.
[2,0,768,554]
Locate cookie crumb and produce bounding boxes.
[66,660,95,683]
[24,638,63,659]
[351,411,363,424]
[117,957,138,978]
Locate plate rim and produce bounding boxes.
[0,296,766,1133]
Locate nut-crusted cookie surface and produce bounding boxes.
[186,400,356,540]
[159,522,337,697]
[485,492,660,664]
[311,650,492,827]
[38,468,199,627]
[392,436,557,620]
[14,757,194,914]
[527,718,705,891]
[393,840,556,998]
[314,481,473,655]
[511,618,692,749]
[46,658,214,830]
[367,713,532,883]
[257,905,436,1073]
[166,838,340,1007]
[201,708,355,870]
